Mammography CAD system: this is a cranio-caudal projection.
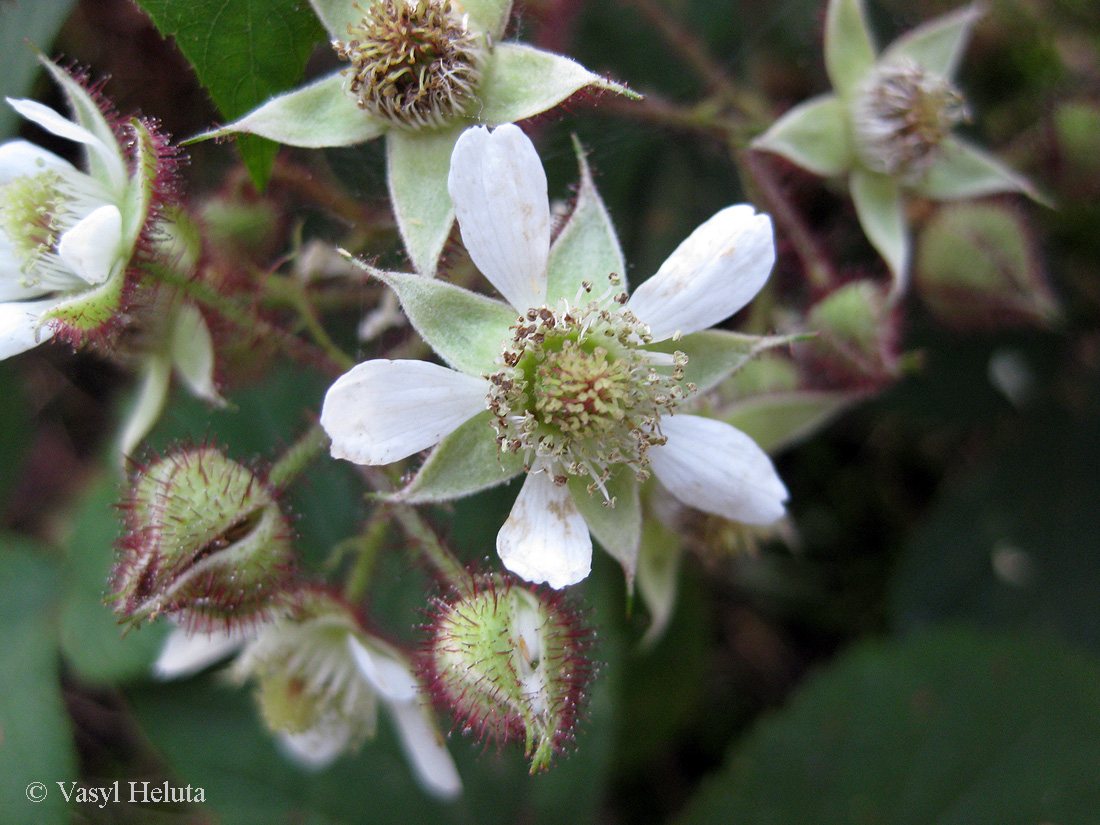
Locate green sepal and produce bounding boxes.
[122,118,157,249]
[881,3,982,79]
[42,267,127,334]
[118,354,172,458]
[546,136,626,302]
[570,467,641,587]
[309,0,360,37]
[37,54,127,194]
[391,410,524,504]
[721,390,862,455]
[917,137,1049,205]
[647,330,801,395]
[824,0,877,99]
[478,43,637,127]
[850,167,909,291]
[386,125,464,275]
[171,302,223,404]
[372,267,516,375]
[192,72,387,148]
[636,501,684,649]
[461,0,514,38]
[752,94,854,178]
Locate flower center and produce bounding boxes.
[487,278,691,495]
[334,0,487,130]
[0,171,67,287]
[852,58,968,181]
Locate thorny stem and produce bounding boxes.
[267,421,330,489]
[341,510,391,603]
[389,501,471,592]
[143,261,349,378]
[616,0,769,122]
[738,149,838,291]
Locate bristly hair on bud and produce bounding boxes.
[334,0,488,130]
[419,571,595,772]
[110,444,297,634]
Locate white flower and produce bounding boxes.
[0,59,158,358]
[322,124,789,590]
[153,599,462,799]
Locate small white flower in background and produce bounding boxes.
[153,593,462,800]
[322,123,789,590]
[0,57,171,359]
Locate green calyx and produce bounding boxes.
[335,0,487,130]
[112,446,295,630]
[425,577,591,772]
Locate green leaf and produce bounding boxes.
[394,410,524,504]
[890,411,1100,655]
[374,268,516,375]
[387,126,464,275]
[546,137,626,303]
[478,43,635,127]
[570,468,641,586]
[0,0,76,140]
[0,538,78,825]
[850,168,909,292]
[751,94,854,178]
[881,4,982,79]
[824,0,877,99]
[58,471,169,684]
[677,627,1100,825]
[648,331,798,395]
[917,138,1047,205]
[134,0,326,186]
[198,72,387,149]
[721,390,862,455]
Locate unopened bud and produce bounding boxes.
[802,280,900,385]
[421,574,594,772]
[111,445,295,631]
[914,202,1058,330]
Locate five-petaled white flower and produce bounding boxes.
[0,58,163,359]
[321,124,789,589]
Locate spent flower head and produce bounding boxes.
[0,57,179,358]
[321,124,789,589]
[752,0,1040,292]
[198,0,635,275]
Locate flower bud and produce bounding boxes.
[914,202,1058,330]
[421,574,594,772]
[801,280,900,386]
[111,445,295,631]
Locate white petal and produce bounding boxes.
[497,471,592,589]
[0,298,56,360]
[347,636,419,704]
[385,699,463,800]
[277,726,351,770]
[57,204,123,285]
[649,415,788,525]
[153,625,248,679]
[447,124,550,310]
[626,205,775,341]
[5,97,122,185]
[321,360,488,465]
[0,139,74,185]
